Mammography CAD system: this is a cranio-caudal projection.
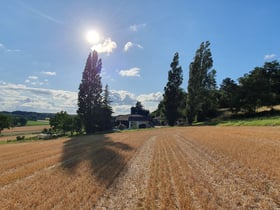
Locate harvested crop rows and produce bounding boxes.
[1,127,280,209]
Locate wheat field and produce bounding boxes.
[0,127,279,209]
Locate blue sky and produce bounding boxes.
[1,0,280,114]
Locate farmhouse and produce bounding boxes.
[115,114,151,129]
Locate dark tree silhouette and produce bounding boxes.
[101,84,113,131]
[77,50,103,134]
[131,101,149,116]
[163,52,183,126]
[186,41,217,124]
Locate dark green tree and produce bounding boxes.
[219,78,240,113]
[100,84,113,131]
[77,50,103,134]
[72,115,83,134]
[238,61,280,113]
[186,41,217,124]
[12,117,27,127]
[263,61,280,106]
[49,111,73,135]
[131,101,150,116]
[163,52,183,126]
[0,114,10,134]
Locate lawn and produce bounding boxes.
[26,120,50,126]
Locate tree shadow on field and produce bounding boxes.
[61,134,132,186]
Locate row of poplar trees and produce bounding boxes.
[161,41,280,126]
[77,50,113,134]
[162,41,217,126]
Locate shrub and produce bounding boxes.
[16,136,25,141]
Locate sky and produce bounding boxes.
[1,0,280,115]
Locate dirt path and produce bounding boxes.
[94,136,156,210]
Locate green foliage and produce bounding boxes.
[50,111,73,135]
[163,52,184,126]
[0,113,11,134]
[131,101,149,116]
[77,52,113,133]
[238,61,280,113]
[186,41,217,124]
[219,78,240,113]
[72,115,83,134]
[11,117,27,127]
[77,50,103,134]
[16,136,25,141]
[100,84,113,131]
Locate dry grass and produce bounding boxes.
[1,127,280,209]
[1,125,50,142]
[0,132,147,209]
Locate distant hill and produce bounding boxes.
[0,111,55,121]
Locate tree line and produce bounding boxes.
[156,41,280,126]
[2,43,280,134]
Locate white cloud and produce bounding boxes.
[137,92,163,102]
[109,90,162,115]
[91,38,117,55]
[124,42,143,52]
[0,82,77,114]
[124,42,133,51]
[0,82,162,115]
[264,54,277,60]
[41,71,56,76]
[28,76,38,80]
[129,23,147,32]
[119,67,141,77]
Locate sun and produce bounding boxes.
[86,30,100,44]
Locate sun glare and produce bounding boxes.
[86,30,100,44]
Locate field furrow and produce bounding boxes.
[94,135,155,209]
[1,127,279,209]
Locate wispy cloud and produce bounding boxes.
[25,75,49,86]
[0,43,21,53]
[91,38,117,55]
[124,42,143,52]
[20,2,63,24]
[28,76,38,80]
[129,23,147,32]
[119,67,141,77]
[264,54,277,60]
[41,71,56,76]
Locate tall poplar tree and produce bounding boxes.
[163,52,183,126]
[101,84,113,131]
[186,41,217,124]
[77,50,103,134]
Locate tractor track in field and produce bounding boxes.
[93,135,156,210]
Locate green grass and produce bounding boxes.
[26,120,49,126]
[192,115,280,126]
[218,116,280,126]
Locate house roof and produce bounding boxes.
[115,114,130,121]
[128,114,149,122]
[115,114,150,122]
